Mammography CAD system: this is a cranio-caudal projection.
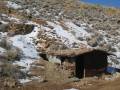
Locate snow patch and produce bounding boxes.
[13,58,37,71]
[0,20,8,24]
[115,52,120,58]
[10,26,40,58]
[45,21,88,48]
[18,79,31,84]
[65,22,91,39]
[18,76,43,84]
[10,35,38,58]
[64,88,79,90]
[0,47,6,54]
[1,13,21,23]
[10,26,40,71]
[0,32,7,37]
[8,16,21,23]
[6,1,22,9]
[30,76,44,82]
[48,55,61,64]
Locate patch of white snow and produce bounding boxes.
[64,88,79,90]
[18,79,31,84]
[0,20,8,24]
[0,47,6,54]
[46,21,88,48]
[6,1,22,9]
[65,22,91,39]
[11,26,40,71]
[10,26,40,58]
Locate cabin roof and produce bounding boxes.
[46,47,94,57]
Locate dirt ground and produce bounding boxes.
[1,77,120,90]
[0,59,120,90]
[1,59,120,90]
[80,77,120,90]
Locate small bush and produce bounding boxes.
[1,62,16,77]
[8,23,34,36]
[0,37,11,50]
[0,37,22,61]
[105,8,120,16]
[0,62,26,87]
[1,61,25,78]
[3,77,17,88]
[5,48,21,61]
[44,62,70,84]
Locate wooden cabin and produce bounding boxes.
[44,48,112,79]
[75,50,109,78]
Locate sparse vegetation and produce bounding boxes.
[44,61,71,84]
[8,23,34,35]
[0,37,11,49]
[0,0,120,89]
[0,37,24,87]
[105,8,120,15]
[1,62,17,78]
[5,48,21,61]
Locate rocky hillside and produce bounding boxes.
[0,0,120,88]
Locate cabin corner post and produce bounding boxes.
[84,68,86,78]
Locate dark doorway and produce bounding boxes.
[75,55,84,78]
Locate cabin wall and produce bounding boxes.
[41,50,109,79]
[82,51,108,77]
[84,51,108,69]
[75,50,108,78]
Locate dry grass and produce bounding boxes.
[0,38,11,49]
[63,0,79,12]
[30,59,74,84]
[79,3,90,9]
[7,23,34,36]
[32,18,47,25]
[105,8,120,16]
[5,48,21,61]
[0,1,10,14]
[0,1,31,20]
[44,61,70,84]
[1,63,17,78]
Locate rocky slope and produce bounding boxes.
[0,0,120,87]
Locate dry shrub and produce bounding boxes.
[79,4,89,9]
[63,0,78,12]
[8,23,34,36]
[0,37,21,61]
[32,18,47,25]
[0,1,17,16]
[1,62,17,77]
[3,77,17,88]
[0,62,25,87]
[0,37,23,86]
[5,48,21,61]
[0,56,26,88]
[0,1,30,20]
[0,1,10,14]
[0,37,11,49]
[44,61,70,84]
[105,8,120,16]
